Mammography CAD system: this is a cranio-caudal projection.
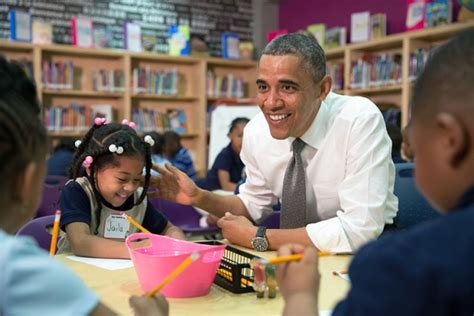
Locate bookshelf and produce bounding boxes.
[0,41,257,176]
[326,21,474,127]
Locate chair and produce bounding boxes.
[393,163,440,229]
[16,215,56,252]
[36,176,68,217]
[150,197,220,234]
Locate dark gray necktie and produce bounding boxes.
[280,138,306,228]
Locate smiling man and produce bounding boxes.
[154,33,398,253]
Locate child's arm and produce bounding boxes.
[217,169,237,191]
[162,222,186,240]
[65,222,131,259]
[276,244,320,316]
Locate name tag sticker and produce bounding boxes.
[104,214,130,239]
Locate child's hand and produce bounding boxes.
[129,294,169,316]
[276,244,320,301]
[147,163,199,205]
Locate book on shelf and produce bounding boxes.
[168,109,187,135]
[9,10,32,42]
[370,13,387,40]
[168,25,190,56]
[307,23,326,47]
[351,11,371,43]
[406,0,427,31]
[206,71,245,99]
[32,20,52,44]
[42,60,74,90]
[93,24,113,48]
[142,34,157,52]
[124,21,141,52]
[326,62,344,91]
[408,47,436,81]
[221,32,240,59]
[44,103,92,132]
[350,53,402,89]
[425,0,452,27]
[267,29,288,42]
[92,69,125,93]
[71,16,93,48]
[239,41,254,60]
[132,67,180,96]
[325,27,346,49]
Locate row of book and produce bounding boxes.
[206,72,245,99]
[408,47,434,81]
[92,69,125,93]
[43,103,116,132]
[131,108,187,135]
[349,53,402,89]
[326,62,344,91]
[132,67,180,95]
[42,61,75,90]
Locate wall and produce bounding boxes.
[278,0,460,36]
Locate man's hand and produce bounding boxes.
[145,163,199,205]
[217,212,256,248]
[276,244,320,316]
[129,294,169,316]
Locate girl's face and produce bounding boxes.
[95,156,144,207]
[229,122,247,155]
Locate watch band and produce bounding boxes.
[256,226,267,238]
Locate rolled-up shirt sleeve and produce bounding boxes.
[307,112,397,253]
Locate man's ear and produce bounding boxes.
[436,112,470,168]
[319,75,332,101]
[17,162,37,204]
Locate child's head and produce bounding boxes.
[70,121,153,231]
[410,28,474,213]
[148,131,166,156]
[0,55,48,232]
[53,137,76,153]
[385,121,402,158]
[163,131,181,158]
[228,117,249,154]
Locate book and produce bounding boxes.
[168,25,190,56]
[9,10,31,42]
[307,23,326,47]
[32,20,52,44]
[267,29,288,42]
[93,24,113,48]
[124,22,141,52]
[425,0,452,27]
[167,109,187,135]
[71,16,93,48]
[142,34,157,52]
[221,32,240,59]
[239,41,254,60]
[370,13,387,40]
[325,27,346,49]
[351,11,371,43]
[406,0,427,31]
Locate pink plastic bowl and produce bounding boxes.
[126,233,225,298]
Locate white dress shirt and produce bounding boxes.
[238,92,398,253]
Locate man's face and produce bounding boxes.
[256,54,322,139]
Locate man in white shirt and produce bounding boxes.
[153,33,398,253]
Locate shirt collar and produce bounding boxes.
[287,92,332,150]
[453,184,474,210]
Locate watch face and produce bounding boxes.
[252,237,268,251]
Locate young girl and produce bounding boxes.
[0,56,167,315]
[197,117,249,192]
[57,120,185,259]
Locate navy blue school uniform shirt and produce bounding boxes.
[47,149,74,177]
[59,181,168,234]
[197,143,245,191]
[333,185,474,316]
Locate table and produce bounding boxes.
[58,248,351,315]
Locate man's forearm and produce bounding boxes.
[193,189,250,218]
[266,228,317,251]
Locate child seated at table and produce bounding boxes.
[0,55,167,315]
[276,28,474,316]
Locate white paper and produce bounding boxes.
[319,310,333,316]
[335,271,351,282]
[67,255,134,270]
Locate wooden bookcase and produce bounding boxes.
[0,41,257,176]
[326,21,474,127]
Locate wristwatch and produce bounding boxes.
[251,226,269,252]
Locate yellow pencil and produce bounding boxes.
[49,210,61,256]
[120,212,151,234]
[265,251,332,265]
[147,252,201,297]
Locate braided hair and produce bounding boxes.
[0,55,47,204]
[70,122,152,234]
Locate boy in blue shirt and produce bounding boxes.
[276,28,474,316]
[163,131,197,180]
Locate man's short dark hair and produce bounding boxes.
[261,33,326,83]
